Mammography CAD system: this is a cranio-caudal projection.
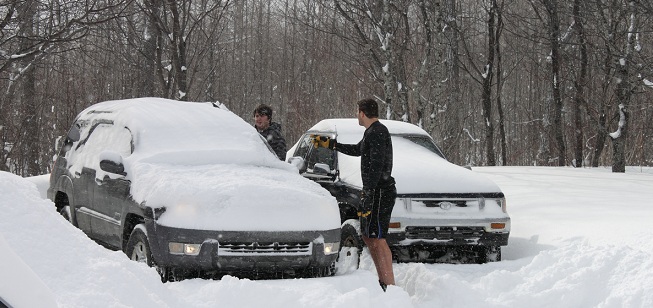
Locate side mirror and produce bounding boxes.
[99,151,126,176]
[287,156,306,172]
[313,163,331,175]
[100,160,126,176]
[67,126,81,142]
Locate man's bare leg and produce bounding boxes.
[363,237,395,286]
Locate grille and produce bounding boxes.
[218,241,313,256]
[405,226,485,241]
[421,200,468,208]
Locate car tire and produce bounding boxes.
[157,266,175,283]
[479,246,502,263]
[303,261,336,278]
[336,219,362,273]
[125,225,180,282]
[125,225,155,267]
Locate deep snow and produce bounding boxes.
[1,166,653,307]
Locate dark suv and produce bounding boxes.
[48,98,341,280]
[287,119,510,264]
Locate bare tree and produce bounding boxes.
[137,0,231,100]
[540,0,566,166]
[610,0,637,173]
[458,0,499,166]
[0,0,134,175]
[2,0,653,175]
[331,0,412,120]
[571,0,587,167]
[495,0,507,166]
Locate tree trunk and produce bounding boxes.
[141,0,161,97]
[610,1,636,173]
[572,0,587,168]
[167,0,188,100]
[381,0,396,120]
[544,0,566,166]
[18,0,39,176]
[443,0,463,164]
[611,105,628,173]
[396,7,410,122]
[415,0,434,129]
[482,0,497,166]
[495,0,507,166]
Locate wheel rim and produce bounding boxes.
[131,241,148,263]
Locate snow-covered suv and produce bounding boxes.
[47,98,341,280]
[287,119,510,264]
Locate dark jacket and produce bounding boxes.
[336,121,395,189]
[257,122,287,160]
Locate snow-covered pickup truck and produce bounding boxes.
[287,119,510,265]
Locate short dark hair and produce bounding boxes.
[254,104,273,120]
[357,98,379,118]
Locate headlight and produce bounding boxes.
[498,197,507,213]
[168,242,201,256]
[323,242,340,255]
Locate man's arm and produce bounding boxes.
[335,142,361,157]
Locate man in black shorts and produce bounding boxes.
[333,98,397,291]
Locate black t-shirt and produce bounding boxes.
[337,121,395,189]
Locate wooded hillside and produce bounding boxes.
[1,0,651,176]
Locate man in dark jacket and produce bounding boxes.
[332,98,396,291]
[254,104,287,160]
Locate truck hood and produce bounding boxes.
[338,137,502,195]
[127,162,341,232]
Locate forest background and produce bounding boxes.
[1,0,652,177]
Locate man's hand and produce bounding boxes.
[310,134,336,149]
[358,188,373,218]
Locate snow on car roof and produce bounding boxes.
[75,97,281,166]
[307,118,430,136]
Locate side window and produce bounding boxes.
[293,134,312,159]
[84,124,132,158]
[67,122,132,173]
[306,146,336,172]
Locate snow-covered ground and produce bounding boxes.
[1,166,652,308]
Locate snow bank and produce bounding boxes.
[2,166,653,307]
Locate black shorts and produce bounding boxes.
[360,185,397,239]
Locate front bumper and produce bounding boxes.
[386,217,511,247]
[145,221,339,273]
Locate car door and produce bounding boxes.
[294,133,354,198]
[64,120,94,234]
[293,133,361,221]
[291,134,337,178]
[82,123,133,248]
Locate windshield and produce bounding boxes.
[393,135,446,159]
